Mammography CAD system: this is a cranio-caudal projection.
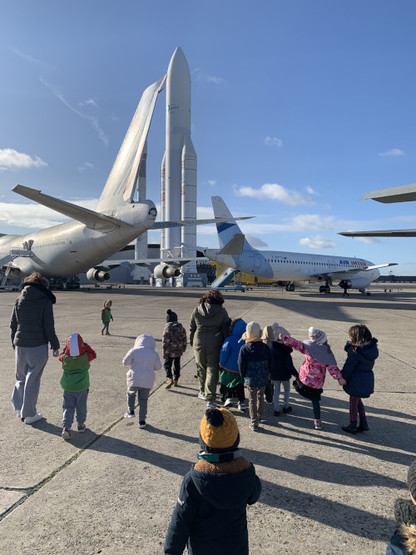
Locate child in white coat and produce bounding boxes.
[122,334,161,428]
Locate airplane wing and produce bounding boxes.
[339,229,416,237]
[308,262,397,280]
[151,216,252,229]
[13,185,134,233]
[360,183,416,203]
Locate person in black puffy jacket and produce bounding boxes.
[340,324,378,434]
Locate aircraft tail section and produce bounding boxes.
[211,196,244,248]
[96,75,166,212]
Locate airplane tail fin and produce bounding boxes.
[95,75,166,212]
[211,196,248,249]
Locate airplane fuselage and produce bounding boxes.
[204,247,380,288]
[0,200,156,277]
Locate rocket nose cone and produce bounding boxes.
[167,47,190,79]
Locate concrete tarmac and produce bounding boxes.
[0,284,415,554]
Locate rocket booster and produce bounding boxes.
[162,47,197,261]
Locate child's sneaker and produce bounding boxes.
[282,406,293,414]
[173,379,179,387]
[139,421,147,429]
[237,402,246,412]
[124,411,135,418]
[224,398,233,408]
[274,410,280,417]
[198,392,206,401]
[314,419,323,430]
[61,428,71,440]
[249,423,259,432]
[165,378,174,389]
[77,424,86,432]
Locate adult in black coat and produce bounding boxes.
[10,272,60,424]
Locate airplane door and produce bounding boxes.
[248,254,262,272]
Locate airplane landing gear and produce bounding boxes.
[285,282,295,292]
[319,283,331,294]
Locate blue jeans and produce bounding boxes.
[127,386,150,422]
[62,389,89,428]
[11,344,48,419]
[273,379,290,411]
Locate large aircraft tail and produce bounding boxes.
[95,76,166,213]
[212,196,243,248]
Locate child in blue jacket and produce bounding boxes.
[219,319,246,411]
[341,324,378,434]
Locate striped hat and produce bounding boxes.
[308,327,327,345]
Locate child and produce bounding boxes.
[261,325,275,404]
[162,309,187,389]
[269,324,297,417]
[219,318,246,411]
[59,333,96,440]
[280,327,346,430]
[238,321,271,431]
[101,300,113,335]
[164,408,262,554]
[341,324,378,434]
[386,459,416,554]
[122,334,161,428]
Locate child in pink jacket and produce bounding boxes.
[279,327,345,430]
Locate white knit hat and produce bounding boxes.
[272,323,290,340]
[242,321,262,341]
[308,327,327,345]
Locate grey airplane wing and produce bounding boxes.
[13,185,134,232]
[339,229,416,237]
[360,183,416,203]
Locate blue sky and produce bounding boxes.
[1,1,416,274]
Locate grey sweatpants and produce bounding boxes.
[11,344,48,419]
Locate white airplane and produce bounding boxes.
[339,183,416,238]
[203,197,396,293]
[0,77,236,284]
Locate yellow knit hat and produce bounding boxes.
[199,408,239,452]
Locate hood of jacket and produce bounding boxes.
[230,319,246,338]
[134,334,156,350]
[197,302,224,319]
[394,499,416,554]
[190,462,257,511]
[344,337,379,362]
[20,282,56,304]
[65,333,85,356]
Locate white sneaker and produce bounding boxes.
[224,398,233,408]
[237,402,246,412]
[24,413,43,424]
[198,392,206,401]
[207,401,216,409]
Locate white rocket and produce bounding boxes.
[161,47,197,272]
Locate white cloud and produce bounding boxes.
[11,48,47,66]
[0,148,47,171]
[291,214,337,231]
[378,148,405,157]
[78,162,94,173]
[355,237,381,244]
[194,68,224,84]
[39,77,109,146]
[264,136,283,148]
[79,98,98,108]
[235,183,314,206]
[305,186,319,196]
[207,179,217,186]
[299,236,336,249]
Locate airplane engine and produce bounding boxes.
[341,277,371,290]
[86,266,111,282]
[153,263,181,279]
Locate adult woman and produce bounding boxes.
[189,289,231,408]
[10,272,60,424]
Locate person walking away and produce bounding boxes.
[219,318,247,411]
[386,459,416,554]
[341,324,378,434]
[189,289,231,409]
[101,300,113,335]
[269,324,297,417]
[163,309,187,389]
[280,327,346,430]
[238,322,271,431]
[122,334,161,428]
[59,333,96,439]
[10,272,60,424]
[164,407,262,555]
[261,325,275,404]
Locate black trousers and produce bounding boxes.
[164,357,181,380]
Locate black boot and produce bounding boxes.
[342,421,358,434]
[357,415,369,432]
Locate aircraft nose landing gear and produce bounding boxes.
[319,283,331,294]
